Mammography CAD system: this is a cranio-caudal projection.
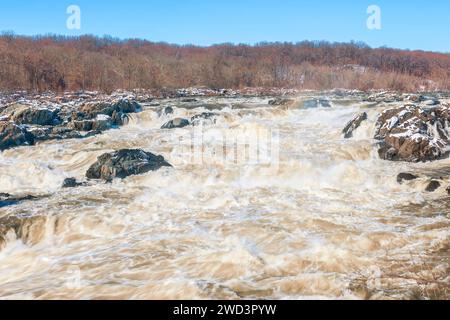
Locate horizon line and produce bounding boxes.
[2,31,449,55]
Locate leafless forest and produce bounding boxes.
[0,34,449,92]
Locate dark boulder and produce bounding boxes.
[375,104,450,162]
[0,122,34,151]
[62,178,84,188]
[111,110,130,126]
[164,106,174,115]
[161,118,190,129]
[425,180,441,192]
[86,149,172,181]
[343,112,368,138]
[397,173,419,184]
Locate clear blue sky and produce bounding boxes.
[0,0,448,52]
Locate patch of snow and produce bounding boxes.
[387,116,399,130]
[96,114,111,121]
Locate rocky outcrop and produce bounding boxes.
[111,110,130,126]
[29,126,86,142]
[397,172,419,184]
[1,104,59,125]
[70,114,113,132]
[12,107,60,126]
[0,122,34,151]
[0,98,142,151]
[365,92,403,104]
[269,98,331,109]
[343,112,368,138]
[71,99,140,128]
[79,99,141,120]
[161,118,190,129]
[375,104,450,162]
[86,149,172,181]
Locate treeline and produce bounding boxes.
[0,34,449,92]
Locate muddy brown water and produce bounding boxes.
[0,95,448,299]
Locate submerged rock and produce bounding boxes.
[161,118,190,129]
[423,98,441,106]
[300,99,331,109]
[181,98,198,103]
[86,149,172,181]
[0,193,39,208]
[0,122,34,151]
[375,104,450,162]
[158,106,174,117]
[268,98,295,107]
[62,178,85,188]
[191,112,218,126]
[29,126,85,142]
[397,172,419,184]
[425,180,441,192]
[343,112,368,138]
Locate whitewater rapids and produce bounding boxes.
[0,95,448,300]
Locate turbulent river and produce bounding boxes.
[0,94,449,299]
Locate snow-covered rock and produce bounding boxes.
[343,112,368,138]
[0,122,34,151]
[375,104,450,162]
